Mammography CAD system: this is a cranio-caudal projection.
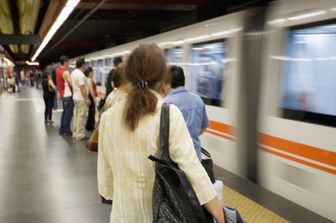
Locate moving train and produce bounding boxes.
[63,0,336,221]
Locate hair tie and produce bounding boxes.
[138,80,148,89]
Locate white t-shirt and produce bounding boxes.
[64,70,72,97]
[71,68,87,101]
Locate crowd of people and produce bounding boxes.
[40,43,226,222]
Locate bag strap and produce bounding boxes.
[159,103,173,163]
[201,147,211,158]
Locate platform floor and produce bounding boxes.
[0,87,333,223]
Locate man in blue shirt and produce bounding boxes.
[164,65,209,160]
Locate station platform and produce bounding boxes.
[0,87,332,223]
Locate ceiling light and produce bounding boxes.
[331,8,336,11]
[267,18,287,25]
[211,28,242,37]
[26,61,40,66]
[204,22,217,27]
[287,10,326,21]
[31,0,81,61]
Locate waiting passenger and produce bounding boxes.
[98,43,224,223]
[56,55,73,136]
[84,67,98,131]
[71,58,90,140]
[105,57,122,98]
[42,72,56,124]
[164,65,209,160]
[103,64,129,110]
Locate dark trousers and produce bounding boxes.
[59,96,74,134]
[43,93,54,121]
[86,95,96,131]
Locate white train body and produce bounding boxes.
[68,1,336,221]
[260,0,336,221]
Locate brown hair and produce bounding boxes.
[112,64,127,88]
[124,43,167,131]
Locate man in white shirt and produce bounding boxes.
[71,58,90,140]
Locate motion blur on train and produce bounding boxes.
[47,0,336,221]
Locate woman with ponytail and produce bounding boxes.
[98,43,225,223]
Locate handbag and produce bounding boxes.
[223,206,244,223]
[87,129,99,152]
[148,103,210,223]
[201,147,216,184]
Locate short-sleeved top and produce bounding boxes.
[71,68,87,101]
[98,91,216,222]
[164,86,209,160]
[56,66,72,98]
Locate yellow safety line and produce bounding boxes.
[223,186,290,223]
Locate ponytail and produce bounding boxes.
[124,87,157,131]
[123,43,167,131]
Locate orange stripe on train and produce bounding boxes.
[259,133,336,168]
[259,146,336,175]
[208,121,235,136]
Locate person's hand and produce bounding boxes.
[85,98,91,106]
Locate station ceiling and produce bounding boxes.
[0,0,269,67]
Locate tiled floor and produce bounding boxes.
[0,87,332,223]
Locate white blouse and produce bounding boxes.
[98,93,216,223]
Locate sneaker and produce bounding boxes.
[48,120,54,124]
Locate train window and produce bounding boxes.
[189,40,227,107]
[91,60,97,68]
[281,23,336,127]
[165,47,183,65]
[104,57,113,76]
[95,59,104,86]
[105,58,112,67]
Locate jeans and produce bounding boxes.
[59,96,74,135]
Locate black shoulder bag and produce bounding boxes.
[148,103,210,223]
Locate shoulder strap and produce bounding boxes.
[159,103,172,163]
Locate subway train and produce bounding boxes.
[61,0,336,221]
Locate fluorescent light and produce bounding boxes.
[267,18,286,25]
[26,61,40,66]
[32,0,81,61]
[204,22,217,27]
[287,10,326,21]
[331,8,336,11]
[211,28,242,37]
[270,55,291,61]
[291,58,312,61]
[315,57,328,61]
[193,35,210,41]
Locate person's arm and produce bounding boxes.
[48,79,56,90]
[63,71,72,89]
[168,105,225,223]
[80,85,90,105]
[97,113,114,200]
[87,78,96,103]
[204,198,225,223]
[200,105,209,135]
[78,74,90,105]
